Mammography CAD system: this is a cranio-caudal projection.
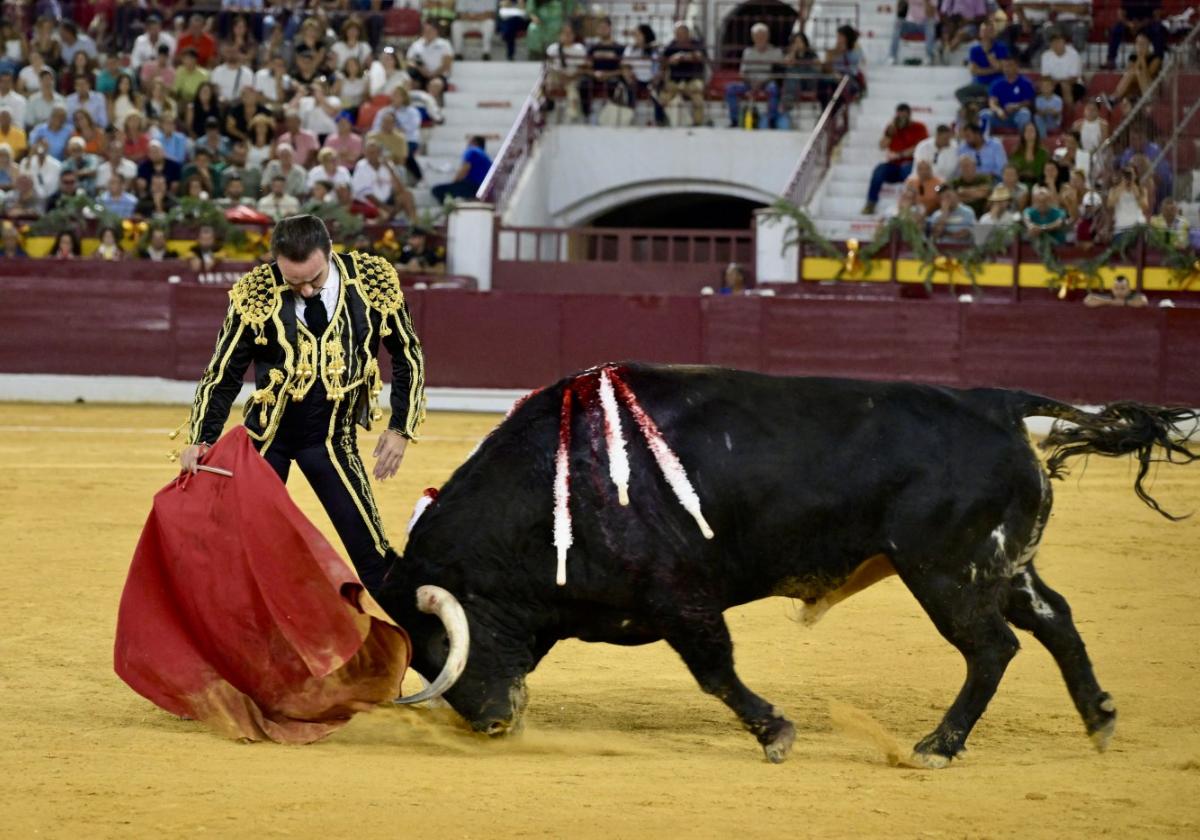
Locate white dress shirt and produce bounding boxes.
[293,255,341,328]
[914,136,960,182]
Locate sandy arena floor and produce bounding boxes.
[0,403,1198,839]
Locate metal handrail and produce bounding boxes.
[781,73,849,207]
[475,66,547,209]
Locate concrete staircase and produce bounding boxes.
[413,61,541,215]
[808,64,969,240]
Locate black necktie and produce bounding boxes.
[303,294,329,336]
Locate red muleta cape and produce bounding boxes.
[114,426,410,744]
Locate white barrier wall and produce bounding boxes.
[504,126,808,227]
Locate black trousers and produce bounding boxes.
[255,384,394,593]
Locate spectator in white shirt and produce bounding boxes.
[254,53,293,106]
[451,0,498,60]
[913,123,958,182]
[24,70,63,131]
[406,21,453,105]
[351,138,419,222]
[297,85,341,139]
[18,139,61,198]
[1039,29,1084,111]
[130,14,176,67]
[256,174,300,220]
[261,143,308,197]
[331,18,373,70]
[17,52,50,96]
[211,45,253,104]
[65,76,108,130]
[95,140,138,190]
[0,71,27,130]
[306,147,352,192]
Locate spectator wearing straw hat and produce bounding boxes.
[976,185,1019,242]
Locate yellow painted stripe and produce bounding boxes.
[801,257,1169,290]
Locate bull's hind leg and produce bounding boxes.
[662,611,796,763]
[1004,565,1117,750]
[898,567,1019,768]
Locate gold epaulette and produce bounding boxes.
[352,251,405,317]
[230,263,284,345]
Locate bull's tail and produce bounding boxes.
[1012,394,1199,520]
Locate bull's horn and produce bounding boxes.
[394,585,469,705]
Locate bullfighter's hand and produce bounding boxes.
[179,444,207,474]
[373,430,409,481]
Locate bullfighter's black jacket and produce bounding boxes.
[185,250,425,448]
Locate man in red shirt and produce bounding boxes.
[177,14,218,68]
[863,103,929,215]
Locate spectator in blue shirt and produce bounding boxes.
[99,173,138,219]
[955,20,1008,106]
[28,106,72,160]
[65,76,109,130]
[151,121,190,164]
[983,58,1034,134]
[431,135,493,204]
[958,123,1007,179]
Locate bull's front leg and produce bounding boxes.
[663,611,796,763]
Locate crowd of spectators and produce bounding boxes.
[0,3,501,265]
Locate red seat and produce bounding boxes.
[384,8,422,38]
[356,94,391,133]
[706,68,742,100]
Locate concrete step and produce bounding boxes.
[450,62,542,82]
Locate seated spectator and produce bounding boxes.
[221,142,261,199]
[178,15,218,69]
[719,263,750,294]
[296,83,342,140]
[109,74,139,130]
[291,46,323,88]
[324,114,364,169]
[278,110,319,168]
[1023,185,1068,243]
[1107,165,1149,234]
[583,17,625,122]
[59,22,98,69]
[53,230,80,259]
[780,32,819,115]
[862,103,928,215]
[1009,122,1048,187]
[431,134,492,204]
[1118,126,1172,206]
[1040,159,1067,203]
[333,18,374,70]
[46,169,84,211]
[194,116,232,161]
[72,110,105,155]
[1053,131,1090,182]
[958,123,1007,179]
[172,49,209,106]
[189,83,224,141]
[262,143,308,198]
[1109,32,1161,105]
[1072,98,1109,154]
[0,221,26,256]
[226,85,270,144]
[188,224,224,272]
[914,124,960,182]
[151,120,190,165]
[724,22,784,129]
[18,139,60,197]
[25,71,64,132]
[29,20,60,77]
[1150,197,1190,248]
[368,47,409,98]
[818,25,863,109]
[122,113,151,163]
[352,138,417,220]
[545,24,587,123]
[661,23,707,127]
[501,2,533,62]
[136,141,182,194]
[257,174,301,220]
[60,137,98,194]
[94,226,122,260]
[136,172,176,218]
[891,186,928,223]
[0,144,15,190]
[99,173,137,219]
[0,108,26,160]
[940,0,988,56]
[1105,1,1165,70]
[96,141,137,194]
[983,58,1034,134]
[999,0,1051,67]
[407,20,453,106]
[0,72,27,130]
[950,154,994,216]
[1040,30,1083,111]
[979,186,1020,227]
[1084,274,1148,307]
[398,227,445,272]
[211,45,253,105]
[4,172,42,218]
[335,58,369,114]
[29,105,72,160]
[1059,167,1099,224]
[255,54,295,109]
[927,184,976,243]
[65,75,107,130]
[1033,77,1062,137]
[144,79,179,127]
[903,159,944,215]
[181,148,220,198]
[17,54,50,98]
[247,114,276,169]
[889,0,937,66]
[294,18,328,74]
[139,227,178,261]
[131,14,176,68]
[216,175,252,210]
[955,19,1007,105]
[308,147,353,192]
[450,0,497,61]
[368,109,417,184]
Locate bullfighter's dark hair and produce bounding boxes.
[271,215,332,261]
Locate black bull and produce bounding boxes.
[378,364,1197,766]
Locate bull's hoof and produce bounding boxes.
[909,750,951,769]
[1087,692,1117,753]
[762,720,796,764]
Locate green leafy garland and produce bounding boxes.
[302,201,365,238]
[164,197,247,248]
